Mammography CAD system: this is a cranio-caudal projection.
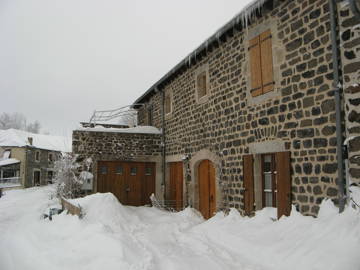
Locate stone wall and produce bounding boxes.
[138,0,344,216]
[338,1,360,185]
[72,130,162,192]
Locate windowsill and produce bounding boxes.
[196,94,209,105]
[247,89,278,106]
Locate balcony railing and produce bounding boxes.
[0,177,21,188]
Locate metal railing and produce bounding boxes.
[150,194,186,212]
[0,177,21,188]
[89,105,142,126]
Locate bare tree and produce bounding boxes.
[0,112,41,133]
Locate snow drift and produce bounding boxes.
[0,186,359,270]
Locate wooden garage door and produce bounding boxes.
[97,161,155,206]
[198,160,216,219]
[169,162,183,211]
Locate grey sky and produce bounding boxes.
[0,0,253,137]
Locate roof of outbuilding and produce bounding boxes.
[132,0,269,107]
[0,129,71,152]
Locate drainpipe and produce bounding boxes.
[329,0,345,213]
[159,87,166,199]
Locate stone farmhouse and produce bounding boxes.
[0,129,71,189]
[73,0,360,218]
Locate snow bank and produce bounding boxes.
[76,125,161,134]
[0,187,359,270]
[0,128,71,152]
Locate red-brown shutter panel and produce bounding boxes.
[275,151,291,219]
[260,30,274,94]
[249,36,263,97]
[243,155,254,215]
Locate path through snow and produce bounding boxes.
[0,186,359,270]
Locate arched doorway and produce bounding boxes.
[198,159,216,219]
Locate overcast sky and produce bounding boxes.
[0,0,253,137]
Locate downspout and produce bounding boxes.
[329,0,345,213]
[159,88,166,199]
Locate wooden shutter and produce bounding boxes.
[243,155,254,215]
[260,30,274,94]
[197,72,207,99]
[249,36,263,97]
[275,151,291,219]
[164,93,171,114]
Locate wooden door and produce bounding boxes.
[169,162,183,211]
[243,155,254,215]
[97,161,155,206]
[126,163,142,206]
[276,152,291,218]
[198,160,216,219]
[143,163,156,205]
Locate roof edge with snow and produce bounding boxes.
[75,125,162,135]
[133,0,270,107]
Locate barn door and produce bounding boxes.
[198,160,216,219]
[126,163,142,206]
[275,152,291,218]
[243,155,254,215]
[169,162,183,211]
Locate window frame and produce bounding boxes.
[164,90,172,116]
[35,151,40,162]
[195,64,210,104]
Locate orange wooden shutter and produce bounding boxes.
[249,36,263,97]
[275,151,291,219]
[243,155,254,215]
[260,30,274,94]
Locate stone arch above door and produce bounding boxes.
[189,149,223,216]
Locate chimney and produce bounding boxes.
[28,137,33,146]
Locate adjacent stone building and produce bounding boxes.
[74,0,360,218]
[0,129,71,188]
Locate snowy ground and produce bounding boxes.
[0,186,359,270]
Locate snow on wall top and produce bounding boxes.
[0,158,20,167]
[76,125,162,135]
[0,129,71,152]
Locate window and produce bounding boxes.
[164,91,172,115]
[48,153,54,162]
[35,151,40,162]
[116,166,123,175]
[197,71,208,99]
[130,167,137,176]
[2,150,11,159]
[145,167,152,176]
[249,29,274,97]
[33,170,41,186]
[262,154,277,207]
[47,171,54,183]
[100,166,107,175]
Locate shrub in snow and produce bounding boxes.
[53,153,83,199]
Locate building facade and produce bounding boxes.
[74,0,360,218]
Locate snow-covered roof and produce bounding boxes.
[76,125,161,135]
[0,158,20,167]
[0,129,71,152]
[133,0,267,106]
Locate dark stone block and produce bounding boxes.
[313,185,322,195]
[294,110,303,119]
[303,97,314,108]
[304,31,315,43]
[317,65,328,74]
[291,19,303,31]
[322,125,336,136]
[309,9,321,19]
[303,139,312,148]
[341,29,351,41]
[300,119,312,127]
[344,62,360,74]
[321,99,335,114]
[302,70,315,78]
[285,122,298,129]
[315,164,321,174]
[298,195,308,203]
[314,138,328,148]
[259,118,269,125]
[322,163,337,174]
[321,176,330,183]
[311,40,321,50]
[349,155,360,166]
[297,128,314,138]
[348,110,360,123]
[303,163,313,175]
[349,98,360,106]
[312,107,321,116]
[286,38,302,52]
[349,136,360,152]
[349,168,360,179]
[344,50,356,60]
[293,140,301,149]
[326,187,338,197]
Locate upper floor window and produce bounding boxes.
[147,106,153,126]
[249,29,274,97]
[164,91,172,115]
[2,150,11,159]
[197,71,208,99]
[48,153,54,162]
[35,151,40,162]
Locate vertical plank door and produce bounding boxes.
[243,155,255,216]
[169,162,183,211]
[275,152,291,219]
